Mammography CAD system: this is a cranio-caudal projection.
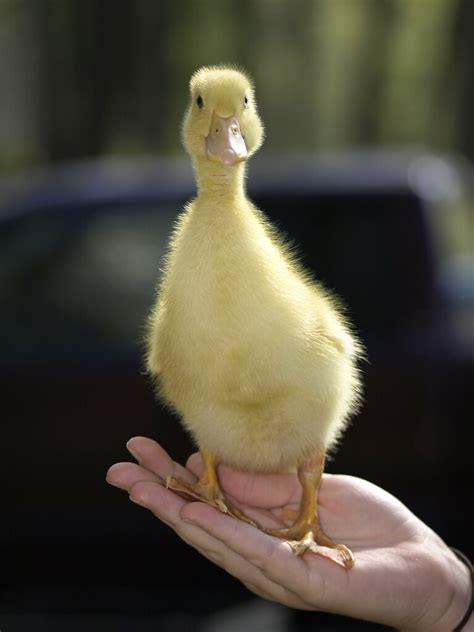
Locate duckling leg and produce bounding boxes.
[264,450,354,569]
[166,448,256,526]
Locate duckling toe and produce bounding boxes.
[265,523,354,569]
[289,532,354,569]
[289,531,354,569]
[165,474,223,507]
[224,501,258,528]
[165,475,257,527]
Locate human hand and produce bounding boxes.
[106,437,471,631]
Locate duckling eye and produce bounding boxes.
[244,96,249,108]
[196,95,203,109]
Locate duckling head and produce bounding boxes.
[182,65,264,167]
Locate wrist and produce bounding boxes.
[450,548,474,631]
[464,612,474,632]
[435,546,472,632]
[461,613,474,632]
[401,540,472,632]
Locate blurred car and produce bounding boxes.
[0,151,472,631]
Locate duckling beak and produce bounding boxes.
[206,112,248,165]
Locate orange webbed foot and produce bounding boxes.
[264,450,355,569]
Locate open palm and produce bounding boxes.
[107,437,467,630]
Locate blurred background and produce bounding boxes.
[1,0,474,166]
[1,1,473,630]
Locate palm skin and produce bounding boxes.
[106,437,470,631]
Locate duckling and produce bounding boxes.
[146,65,363,569]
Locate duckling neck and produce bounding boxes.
[194,159,246,202]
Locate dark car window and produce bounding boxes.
[0,204,178,363]
[0,190,436,365]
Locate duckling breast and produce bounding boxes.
[149,197,361,469]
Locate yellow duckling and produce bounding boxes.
[146,65,363,569]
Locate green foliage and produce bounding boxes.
[0,0,472,171]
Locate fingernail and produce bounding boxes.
[129,495,146,507]
[126,441,140,462]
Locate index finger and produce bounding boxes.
[126,436,197,485]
